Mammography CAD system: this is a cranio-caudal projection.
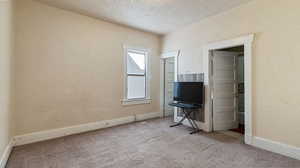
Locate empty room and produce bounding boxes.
[1,0,300,167]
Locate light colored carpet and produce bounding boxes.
[6,118,300,168]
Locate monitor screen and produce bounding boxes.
[173,82,204,104]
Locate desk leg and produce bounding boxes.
[169,107,201,134]
[182,109,201,134]
[170,123,183,127]
[170,112,186,127]
[190,129,201,134]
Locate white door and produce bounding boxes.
[212,51,239,131]
[164,58,175,116]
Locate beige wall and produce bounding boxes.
[162,0,300,147]
[14,0,161,135]
[0,0,14,157]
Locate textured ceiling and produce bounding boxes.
[37,0,252,35]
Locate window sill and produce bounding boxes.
[121,98,151,106]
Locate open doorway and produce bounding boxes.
[163,57,175,117]
[210,46,245,136]
[161,51,179,118]
[203,34,254,144]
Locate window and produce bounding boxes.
[123,47,150,105]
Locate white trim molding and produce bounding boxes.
[14,116,134,146]
[203,34,254,144]
[13,112,161,146]
[0,140,14,168]
[122,45,151,106]
[252,137,300,160]
[135,111,163,121]
[121,98,151,106]
[161,51,180,59]
[160,50,180,117]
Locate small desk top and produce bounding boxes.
[168,102,202,109]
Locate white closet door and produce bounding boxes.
[212,51,239,131]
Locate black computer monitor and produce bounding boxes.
[173,82,204,104]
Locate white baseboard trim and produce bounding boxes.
[244,134,252,145]
[4,114,300,167]
[252,136,300,160]
[13,116,135,146]
[0,140,14,168]
[13,112,161,146]
[135,111,163,121]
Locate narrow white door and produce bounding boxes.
[164,58,175,116]
[212,51,239,131]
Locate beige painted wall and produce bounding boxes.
[14,0,161,135]
[0,0,14,157]
[162,0,300,147]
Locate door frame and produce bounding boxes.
[203,34,254,144]
[160,50,180,117]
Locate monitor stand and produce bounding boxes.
[169,102,202,134]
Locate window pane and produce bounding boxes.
[127,51,145,74]
[127,76,145,99]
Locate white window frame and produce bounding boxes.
[122,45,151,105]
